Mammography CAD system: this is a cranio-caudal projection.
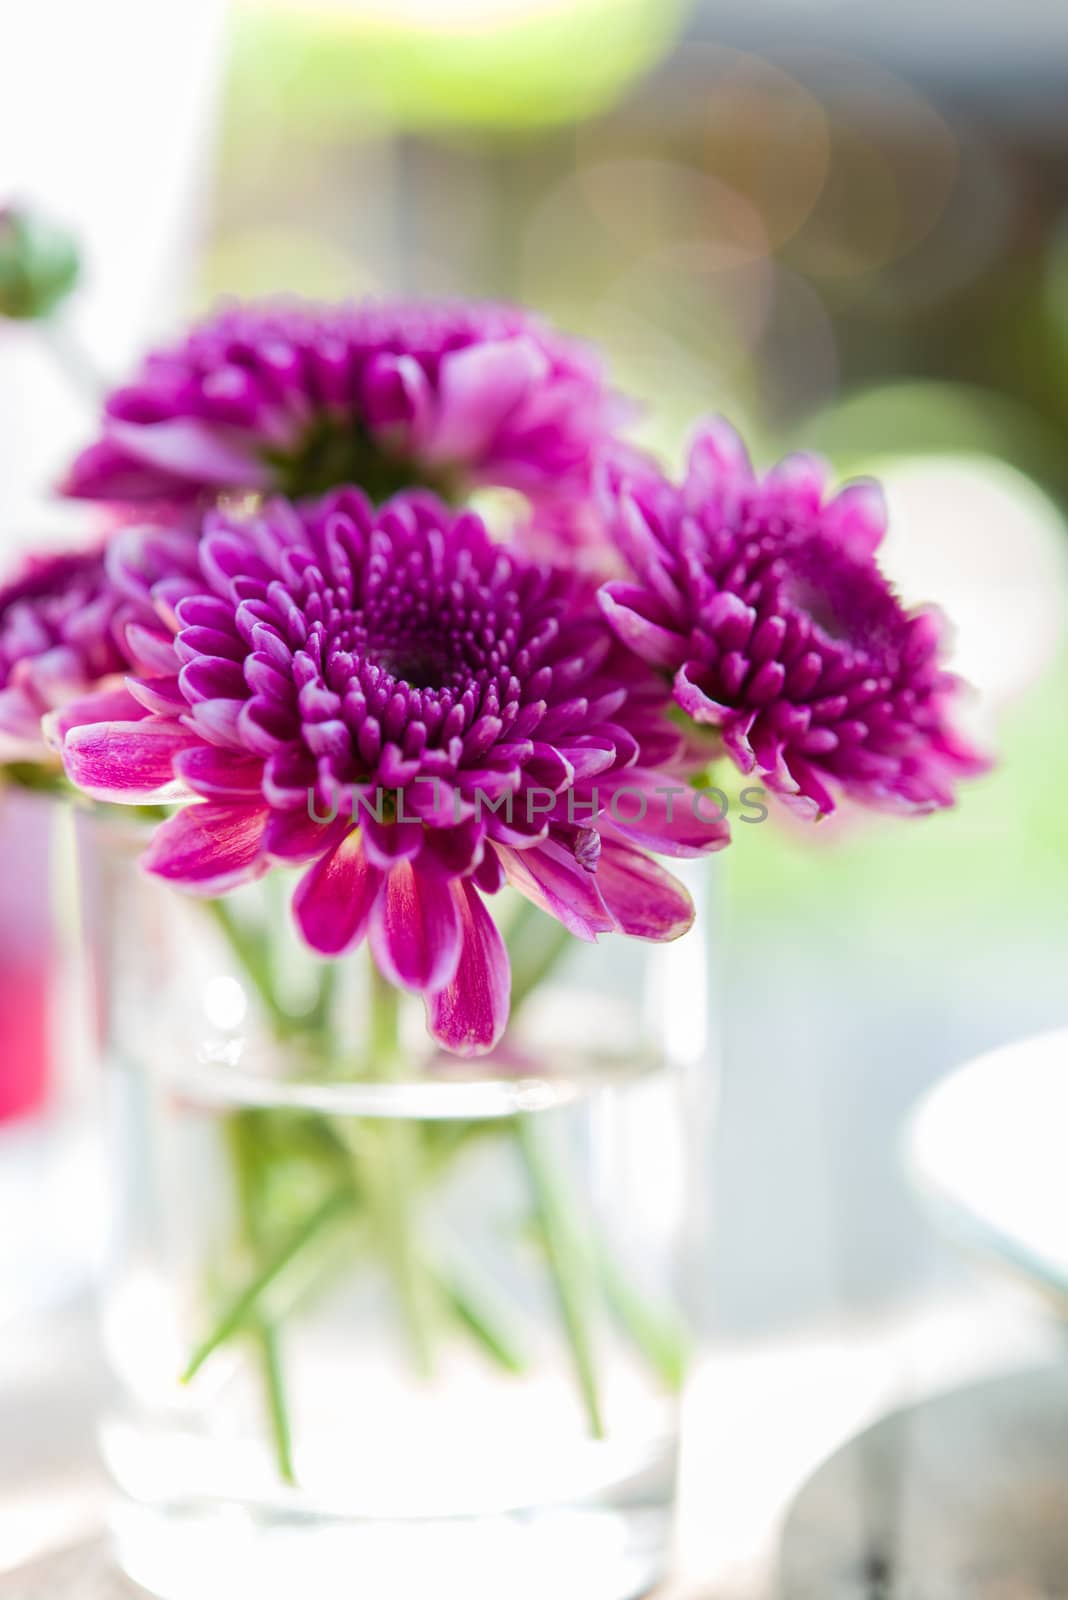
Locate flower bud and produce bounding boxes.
[0,205,80,320]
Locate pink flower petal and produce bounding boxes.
[173,746,265,800]
[369,859,463,993]
[362,353,433,444]
[62,719,197,802]
[123,621,182,675]
[184,698,247,750]
[427,338,549,464]
[498,839,614,941]
[598,583,689,672]
[763,452,829,509]
[419,817,486,879]
[611,489,684,611]
[293,831,383,955]
[61,438,199,502]
[264,808,348,864]
[673,662,735,727]
[673,664,758,774]
[142,802,270,895]
[262,747,318,809]
[15,644,85,703]
[594,840,694,941]
[180,656,247,703]
[473,845,504,894]
[426,881,510,1056]
[43,679,150,748]
[104,418,272,491]
[0,687,44,749]
[822,479,887,559]
[685,415,753,499]
[360,813,424,870]
[598,769,730,856]
[126,673,187,717]
[774,755,836,817]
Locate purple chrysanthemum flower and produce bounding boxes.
[0,548,120,759]
[0,529,200,762]
[599,419,988,817]
[54,489,723,1054]
[62,299,626,527]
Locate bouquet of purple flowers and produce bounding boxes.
[3,296,984,1039]
[0,222,986,1505]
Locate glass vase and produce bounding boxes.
[0,788,100,1321]
[83,821,711,1600]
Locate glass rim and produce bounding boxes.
[156,1048,666,1123]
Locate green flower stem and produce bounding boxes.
[515,1115,605,1439]
[508,903,691,1402]
[305,959,339,1040]
[207,899,297,1038]
[205,901,324,1479]
[197,886,687,1460]
[596,1243,690,1393]
[205,904,439,1384]
[224,1115,298,1485]
[506,899,574,1015]
[182,1187,355,1384]
[341,1117,439,1379]
[429,1240,529,1377]
[505,902,611,1434]
[1,762,73,800]
[349,965,439,1379]
[258,1323,296,1489]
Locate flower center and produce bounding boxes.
[775,535,897,653]
[266,416,458,505]
[368,638,452,691]
[780,573,853,643]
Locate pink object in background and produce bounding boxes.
[0,788,54,1123]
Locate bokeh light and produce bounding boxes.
[229,0,691,132]
[873,454,1068,706]
[576,159,768,268]
[577,45,832,251]
[781,50,960,282]
[803,381,1068,502]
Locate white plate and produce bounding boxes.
[905,1027,1068,1301]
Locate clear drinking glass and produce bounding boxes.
[83,821,712,1600]
[0,790,100,1321]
